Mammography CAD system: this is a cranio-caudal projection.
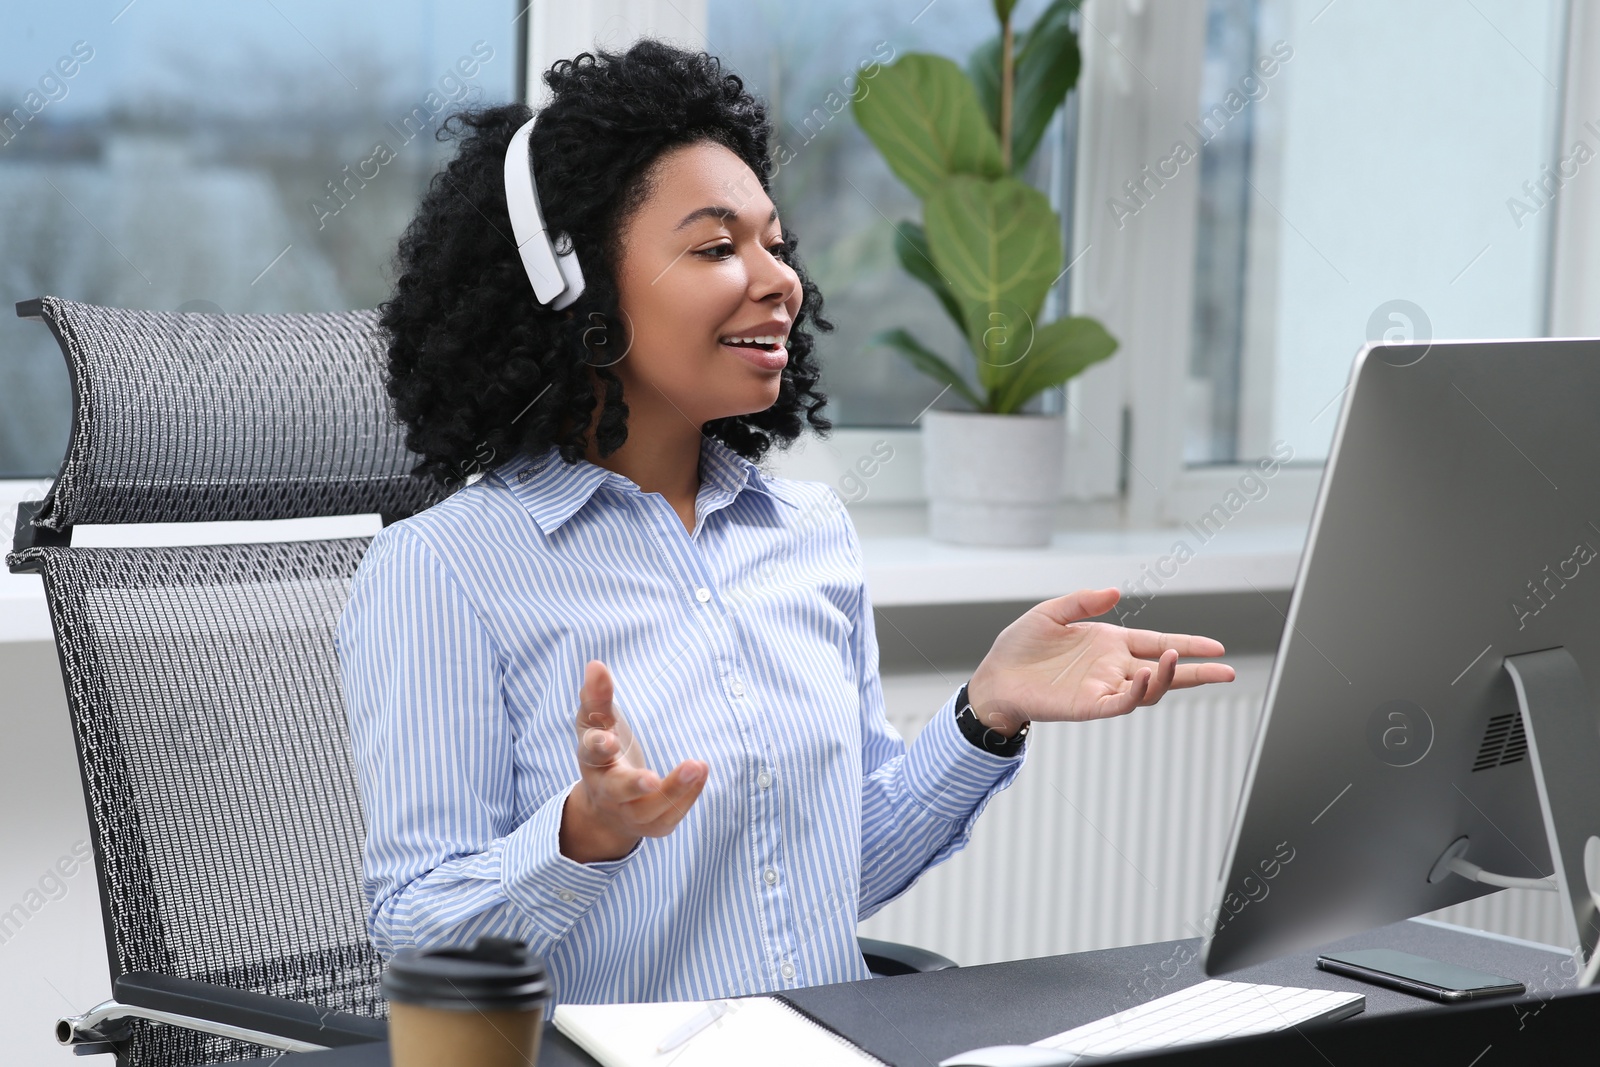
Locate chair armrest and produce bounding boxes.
[113,972,386,1047]
[857,936,959,976]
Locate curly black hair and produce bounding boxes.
[379,38,835,487]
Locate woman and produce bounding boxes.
[336,38,1235,1006]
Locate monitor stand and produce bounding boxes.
[1501,647,1600,984]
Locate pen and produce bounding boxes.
[655,999,732,1054]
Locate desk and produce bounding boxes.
[227,919,1589,1066]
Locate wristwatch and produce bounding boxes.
[954,680,1030,757]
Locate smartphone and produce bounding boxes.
[1316,949,1525,1003]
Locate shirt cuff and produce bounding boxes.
[501,781,639,939]
[902,686,1029,821]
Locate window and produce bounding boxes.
[0,0,521,478]
[1184,0,1570,467]
[1069,0,1581,527]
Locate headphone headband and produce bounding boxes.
[503,116,585,310]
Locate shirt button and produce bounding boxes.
[763,867,778,886]
[780,961,796,980]
[730,679,745,697]
[757,770,772,790]
[556,889,576,902]
[695,586,711,603]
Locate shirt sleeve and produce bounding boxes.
[837,506,1028,920]
[334,523,640,960]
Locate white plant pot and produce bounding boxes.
[922,409,1064,547]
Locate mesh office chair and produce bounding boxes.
[6,296,450,1065]
[7,295,954,1067]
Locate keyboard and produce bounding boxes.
[1031,978,1365,1058]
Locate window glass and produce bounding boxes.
[0,0,519,477]
[1186,0,1568,465]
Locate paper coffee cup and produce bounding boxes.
[381,935,552,1067]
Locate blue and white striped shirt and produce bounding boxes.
[334,433,1027,1004]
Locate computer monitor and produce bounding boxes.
[1200,336,1600,981]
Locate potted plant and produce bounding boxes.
[851,0,1117,547]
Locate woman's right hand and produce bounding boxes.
[559,659,709,864]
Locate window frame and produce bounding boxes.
[1066,0,1322,529]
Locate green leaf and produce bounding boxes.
[1012,1,1082,171]
[993,0,1021,22]
[992,316,1119,414]
[925,177,1061,306]
[892,222,965,333]
[969,0,1083,173]
[871,328,986,411]
[923,175,1062,394]
[850,54,1004,199]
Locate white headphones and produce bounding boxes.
[503,116,586,310]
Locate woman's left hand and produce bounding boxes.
[967,587,1236,736]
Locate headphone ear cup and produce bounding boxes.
[550,238,586,311]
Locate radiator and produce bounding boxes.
[859,658,1572,966]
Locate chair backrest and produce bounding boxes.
[6,296,455,1067]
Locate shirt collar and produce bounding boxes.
[487,434,798,535]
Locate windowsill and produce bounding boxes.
[859,519,1306,607]
[0,575,50,643]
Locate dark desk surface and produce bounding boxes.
[229,919,1585,1066]
[780,918,1584,1065]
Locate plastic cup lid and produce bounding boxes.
[381,936,552,1012]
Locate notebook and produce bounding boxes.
[553,996,888,1066]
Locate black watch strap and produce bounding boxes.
[954,681,1029,757]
